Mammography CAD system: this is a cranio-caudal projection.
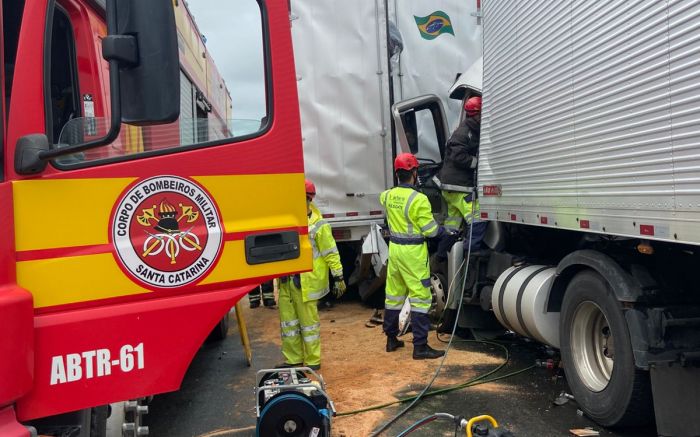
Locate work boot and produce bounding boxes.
[276,362,302,368]
[386,336,405,352]
[249,300,261,309]
[263,298,276,308]
[412,344,445,360]
[306,364,321,371]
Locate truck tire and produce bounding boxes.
[559,270,653,427]
[207,312,230,342]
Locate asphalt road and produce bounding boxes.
[144,304,657,437]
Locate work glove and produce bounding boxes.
[332,276,347,298]
[433,225,448,240]
[292,274,301,289]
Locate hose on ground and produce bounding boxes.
[394,412,458,437]
[335,338,534,417]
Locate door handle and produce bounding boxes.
[245,231,300,265]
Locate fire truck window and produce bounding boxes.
[54,0,269,167]
[48,7,80,144]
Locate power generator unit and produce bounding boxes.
[255,367,335,437]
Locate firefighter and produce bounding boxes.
[278,179,346,370]
[380,153,445,359]
[247,280,275,309]
[433,96,487,271]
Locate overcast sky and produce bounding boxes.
[185,1,266,121]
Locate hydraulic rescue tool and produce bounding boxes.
[255,367,335,437]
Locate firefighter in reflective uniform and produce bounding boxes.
[278,179,346,370]
[434,96,487,271]
[380,153,445,360]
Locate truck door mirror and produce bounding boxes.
[15,0,179,175]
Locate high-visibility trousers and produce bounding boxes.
[384,243,433,344]
[442,190,480,232]
[278,280,321,366]
[385,244,432,307]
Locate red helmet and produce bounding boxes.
[464,96,482,116]
[305,179,316,199]
[394,153,419,172]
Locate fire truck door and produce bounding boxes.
[8,0,310,421]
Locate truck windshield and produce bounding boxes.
[413,108,442,163]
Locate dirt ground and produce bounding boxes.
[146,295,657,437]
[247,300,506,437]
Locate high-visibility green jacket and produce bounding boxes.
[380,185,440,247]
[301,204,343,302]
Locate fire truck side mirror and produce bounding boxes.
[104,0,180,125]
[14,134,50,175]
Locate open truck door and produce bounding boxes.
[391,95,450,214]
[1,0,308,429]
[391,55,483,211]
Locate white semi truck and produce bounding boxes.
[392,1,700,436]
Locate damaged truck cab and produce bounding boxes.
[392,2,700,435]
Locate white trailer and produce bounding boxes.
[392,1,700,436]
[289,0,481,244]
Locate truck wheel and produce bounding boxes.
[428,273,448,324]
[207,312,230,342]
[559,270,652,427]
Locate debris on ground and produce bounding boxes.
[553,391,575,406]
[569,427,600,436]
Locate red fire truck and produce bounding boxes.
[0,0,308,435]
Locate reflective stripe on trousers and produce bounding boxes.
[385,295,406,310]
[409,297,432,313]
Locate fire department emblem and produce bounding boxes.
[112,175,223,288]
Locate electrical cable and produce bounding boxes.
[368,206,476,436]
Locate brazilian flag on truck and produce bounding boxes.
[414,11,455,40]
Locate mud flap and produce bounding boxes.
[650,364,700,437]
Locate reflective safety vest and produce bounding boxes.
[379,185,440,245]
[300,204,343,302]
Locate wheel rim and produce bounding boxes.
[428,273,447,322]
[570,301,614,392]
